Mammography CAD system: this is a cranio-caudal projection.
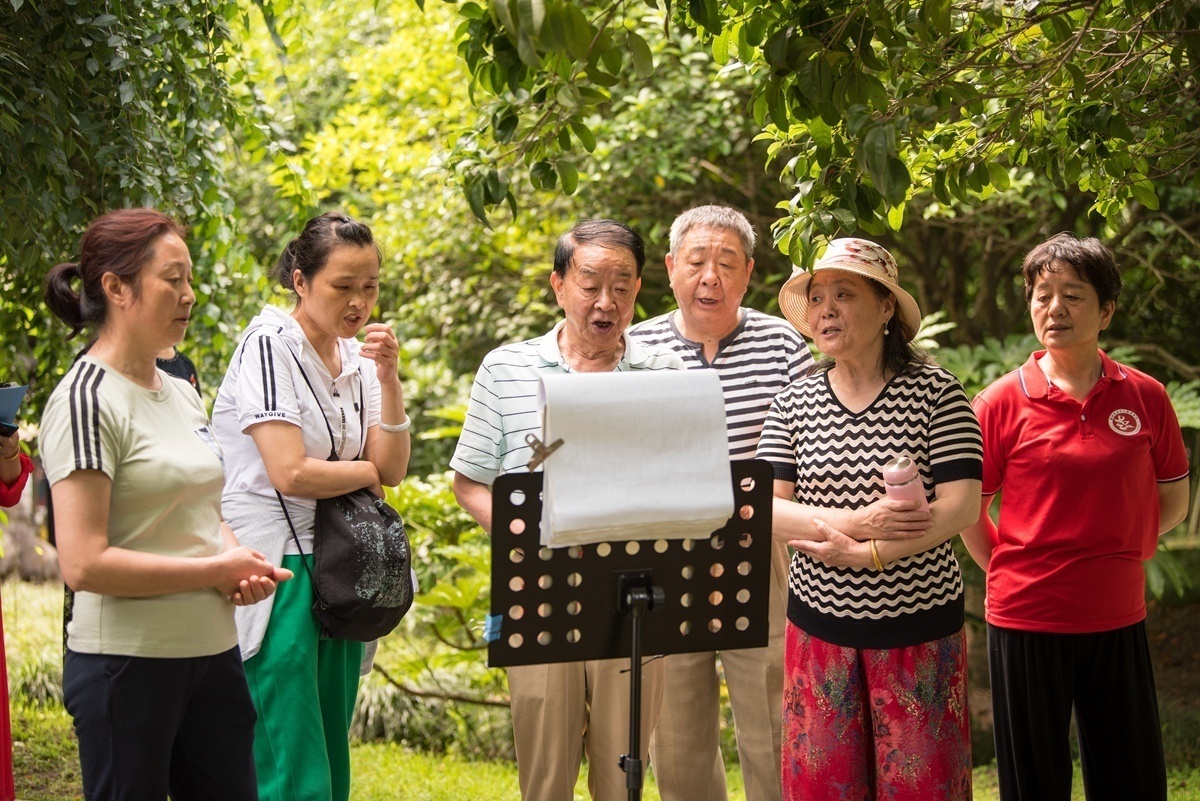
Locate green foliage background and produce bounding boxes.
[4,0,1200,766]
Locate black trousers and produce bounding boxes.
[987,621,1166,801]
[63,646,258,801]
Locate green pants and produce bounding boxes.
[244,554,364,801]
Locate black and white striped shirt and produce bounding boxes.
[628,309,814,459]
[756,364,983,649]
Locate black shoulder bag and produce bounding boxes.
[274,351,414,641]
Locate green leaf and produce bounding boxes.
[584,66,620,87]
[713,27,732,66]
[599,31,621,74]
[764,28,790,69]
[688,0,721,34]
[492,0,516,32]
[1040,15,1073,44]
[515,0,546,38]
[558,160,579,195]
[627,31,653,79]
[812,208,836,235]
[118,82,134,105]
[704,0,721,34]
[530,160,557,190]
[484,169,508,204]
[514,28,541,67]
[796,56,833,103]
[925,0,952,37]
[555,83,582,109]
[570,120,596,152]
[541,3,568,49]
[459,2,487,20]
[980,0,1004,24]
[861,124,892,191]
[884,157,911,206]
[744,15,766,47]
[466,179,491,226]
[1131,178,1159,210]
[832,207,856,232]
[493,110,519,143]
[966,162,988,192]
[986,162,1011,191]
[93,13,118,26]
[563,3,592,60]
[577,86,610,105]
[766,81,789,130]
[809,114,832,151]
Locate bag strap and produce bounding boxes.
[266,333,366,611]
[274,490,322,606]
[275,335,367,462]
[278,344,339,461]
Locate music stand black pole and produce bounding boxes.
[616,577,664,798]
[487,459,774,801]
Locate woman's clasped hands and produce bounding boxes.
[790,497,932,569]
[214,546,294,606]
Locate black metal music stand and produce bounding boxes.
[487,459,774,801]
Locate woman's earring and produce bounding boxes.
[883,323,889,336]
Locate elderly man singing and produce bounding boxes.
[629,205,813,801]
[451,219,683,801]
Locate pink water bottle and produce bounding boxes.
[882,456,929,513]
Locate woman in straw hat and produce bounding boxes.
[756,238,982,801]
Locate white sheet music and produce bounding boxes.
[537,371,734,547]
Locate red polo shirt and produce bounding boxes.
[973,350,1189,634]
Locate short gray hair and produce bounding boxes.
[668,205,755,260]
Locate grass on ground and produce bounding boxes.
[7,580,1200,800]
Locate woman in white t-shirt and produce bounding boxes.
[41,208,289,800]
[212,211,411,801]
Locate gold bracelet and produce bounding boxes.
[869,539,885,571]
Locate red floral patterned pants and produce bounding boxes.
[781,622,972,801]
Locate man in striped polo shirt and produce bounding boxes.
[450,220,683,801]
[629,205,813,801]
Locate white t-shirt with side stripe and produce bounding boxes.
[756,364,983,650]
[212,304,382,553]
[450,320,685,484]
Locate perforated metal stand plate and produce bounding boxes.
[488,459,774,668]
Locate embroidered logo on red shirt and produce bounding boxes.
[1108,409,1142,436]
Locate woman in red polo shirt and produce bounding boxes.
[964,233,1190,801]
[0,424,32,801]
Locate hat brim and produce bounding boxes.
[779,262,922,342]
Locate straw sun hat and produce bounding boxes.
[778,238,922,341]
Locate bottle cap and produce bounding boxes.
[883,456,918,484]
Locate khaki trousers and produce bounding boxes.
[648,541,788,801]
[509,655,665,801]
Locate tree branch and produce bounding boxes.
[372,663,511,708]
